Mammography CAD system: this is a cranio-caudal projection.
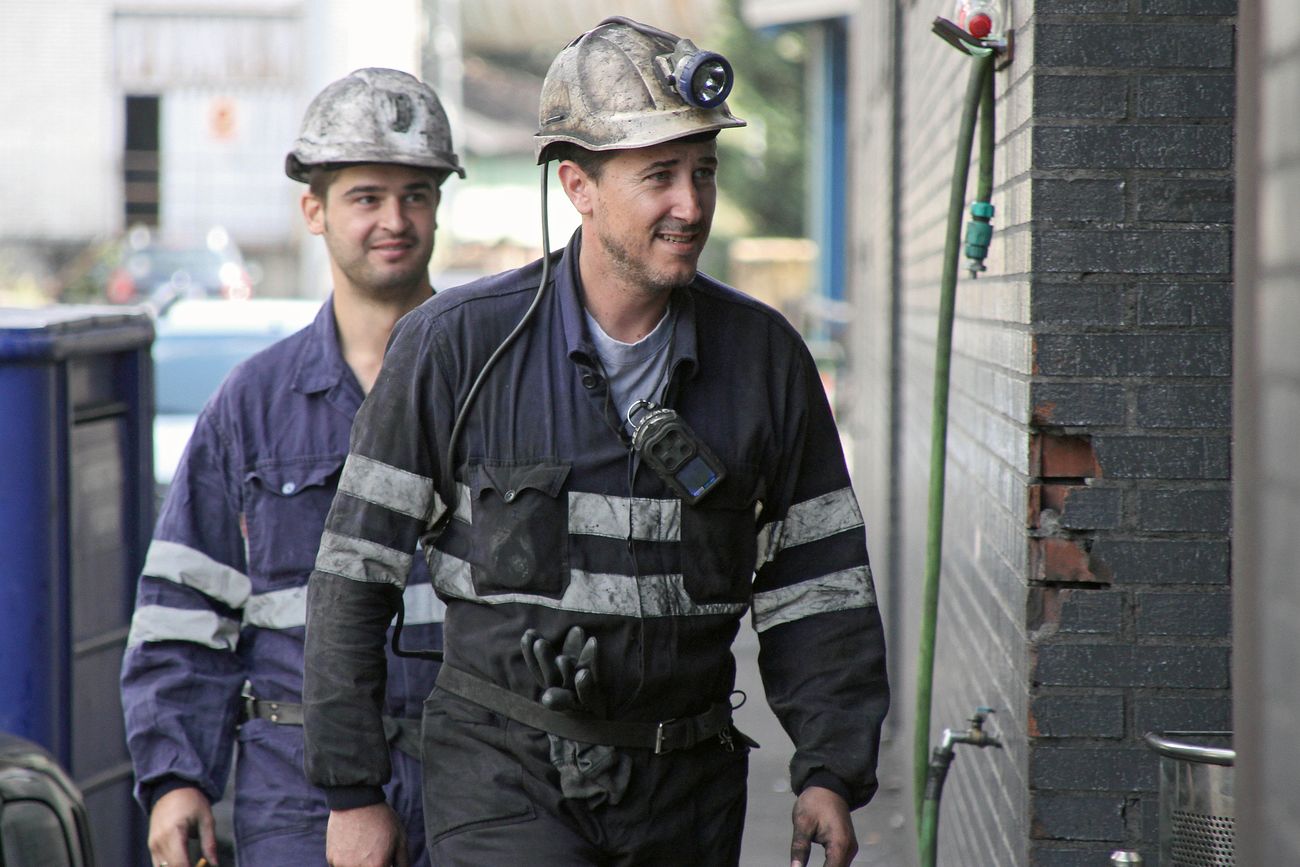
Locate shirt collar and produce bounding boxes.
[291,295,352,396]
[556,229,699,378]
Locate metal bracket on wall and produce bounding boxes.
[931,17,1014,69]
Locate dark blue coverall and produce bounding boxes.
[121,299,441,865]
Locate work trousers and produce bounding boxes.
[422,689,750,866]
[234,718,429,866]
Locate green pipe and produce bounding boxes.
[912,47,995,830]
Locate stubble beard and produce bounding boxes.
[325,222,430,303]
[595,222,704,301]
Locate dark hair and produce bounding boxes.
[549,131,721,180]
[306,163,450,200]
[548,143,617,180]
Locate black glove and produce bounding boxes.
[520,626,605,716]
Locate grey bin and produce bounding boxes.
[1144,732,1235,867]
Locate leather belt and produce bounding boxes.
[242,696,422,760]
[435,664,731,755]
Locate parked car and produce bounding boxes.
[107,225,254,306]
[152,296,323,498]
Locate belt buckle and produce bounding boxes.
[654,718,678,755]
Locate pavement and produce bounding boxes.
[733,627,915,867]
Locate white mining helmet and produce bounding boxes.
[533,17,746,164]
[286,67,465,183]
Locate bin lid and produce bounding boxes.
[0,305,155,361]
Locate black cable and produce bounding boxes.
[391,161,557,662]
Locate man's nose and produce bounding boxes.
[379,197,409,231]
[670,178,704,225]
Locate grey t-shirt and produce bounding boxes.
[583,305,674,434]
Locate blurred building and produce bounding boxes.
[1,0,424,300]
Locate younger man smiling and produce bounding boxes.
[121,68,461,867]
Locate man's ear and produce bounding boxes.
[301,190,326,236]
[557,161,595,217]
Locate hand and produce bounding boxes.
[789,786,858,867]
[326,802,410,867]
[148,786,218,867]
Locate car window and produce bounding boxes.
[153,334,283,414]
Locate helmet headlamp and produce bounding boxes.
[656,40,734,109]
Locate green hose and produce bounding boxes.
[913,46,995,846]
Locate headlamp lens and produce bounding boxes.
[675,51,733,109]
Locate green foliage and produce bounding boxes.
[714,0,809,239]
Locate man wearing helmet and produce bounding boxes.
[121,68,462,867]
[304,19,889,867]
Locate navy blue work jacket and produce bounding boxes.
[304,232,889,812]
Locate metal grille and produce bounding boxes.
[1169,809,1235,866]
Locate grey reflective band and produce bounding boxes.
[399,581,447,625]
[568,491,681,541]
[245,586,307,629]
[242,581,442,630]
[315,529,413,587]
[757,487,865,567]
[427,549,746,618]
[143,539,253,609]
[751,566,877,633]
[127,605,241,650]
[339,453,439,520]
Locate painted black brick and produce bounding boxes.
[1137,74,1235,117]
[1035,24,1235,69]
[1031,284,1127,327]
[1034,75,1128,119]
[1092,434,1230,479]
[1035,334,1230,377]
[1133,487,1231,532]
[1135,695,1232,733]
[1042,0,1128,12]
[1034,644,1230,688]
[1138,591,1232,636]
[1031,747,1158,790]
[1035,126,1232,171]
[1136,282,1232,326]
[1030,845,1120,867]
[1032,382,1127,427]
[1135,384,1233,428]
[1031,793,1126,841]
[1058,588,1125,632]
[1133,178,1234,222]
[1033,228,1231,273]
[1140,0,1237,14]
[1031,693,1125,738]
[1034,178,1126,220]
[1090,539,1229,585]
[1058,487,1123,530]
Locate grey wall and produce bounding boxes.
[844,1,1236,863]
[1234,0,1300,863]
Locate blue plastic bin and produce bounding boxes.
[0,305,155,866]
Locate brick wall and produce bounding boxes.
[1233,0,1300,862]
[843,1,1236,863]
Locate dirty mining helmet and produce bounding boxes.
[285,67,464,183]
[533,16,746,164]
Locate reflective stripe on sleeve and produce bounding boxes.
[315,530,412,587]
[568,491,680,541]
[751,566,877,633]
[338,453,440,521]
[427,549,746,618]
[241,581,442,629]
[143,540,252,609]
[244,586,306,629]
[757,487,865,567]
[398,581,447,625]
[127,604,241,650]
